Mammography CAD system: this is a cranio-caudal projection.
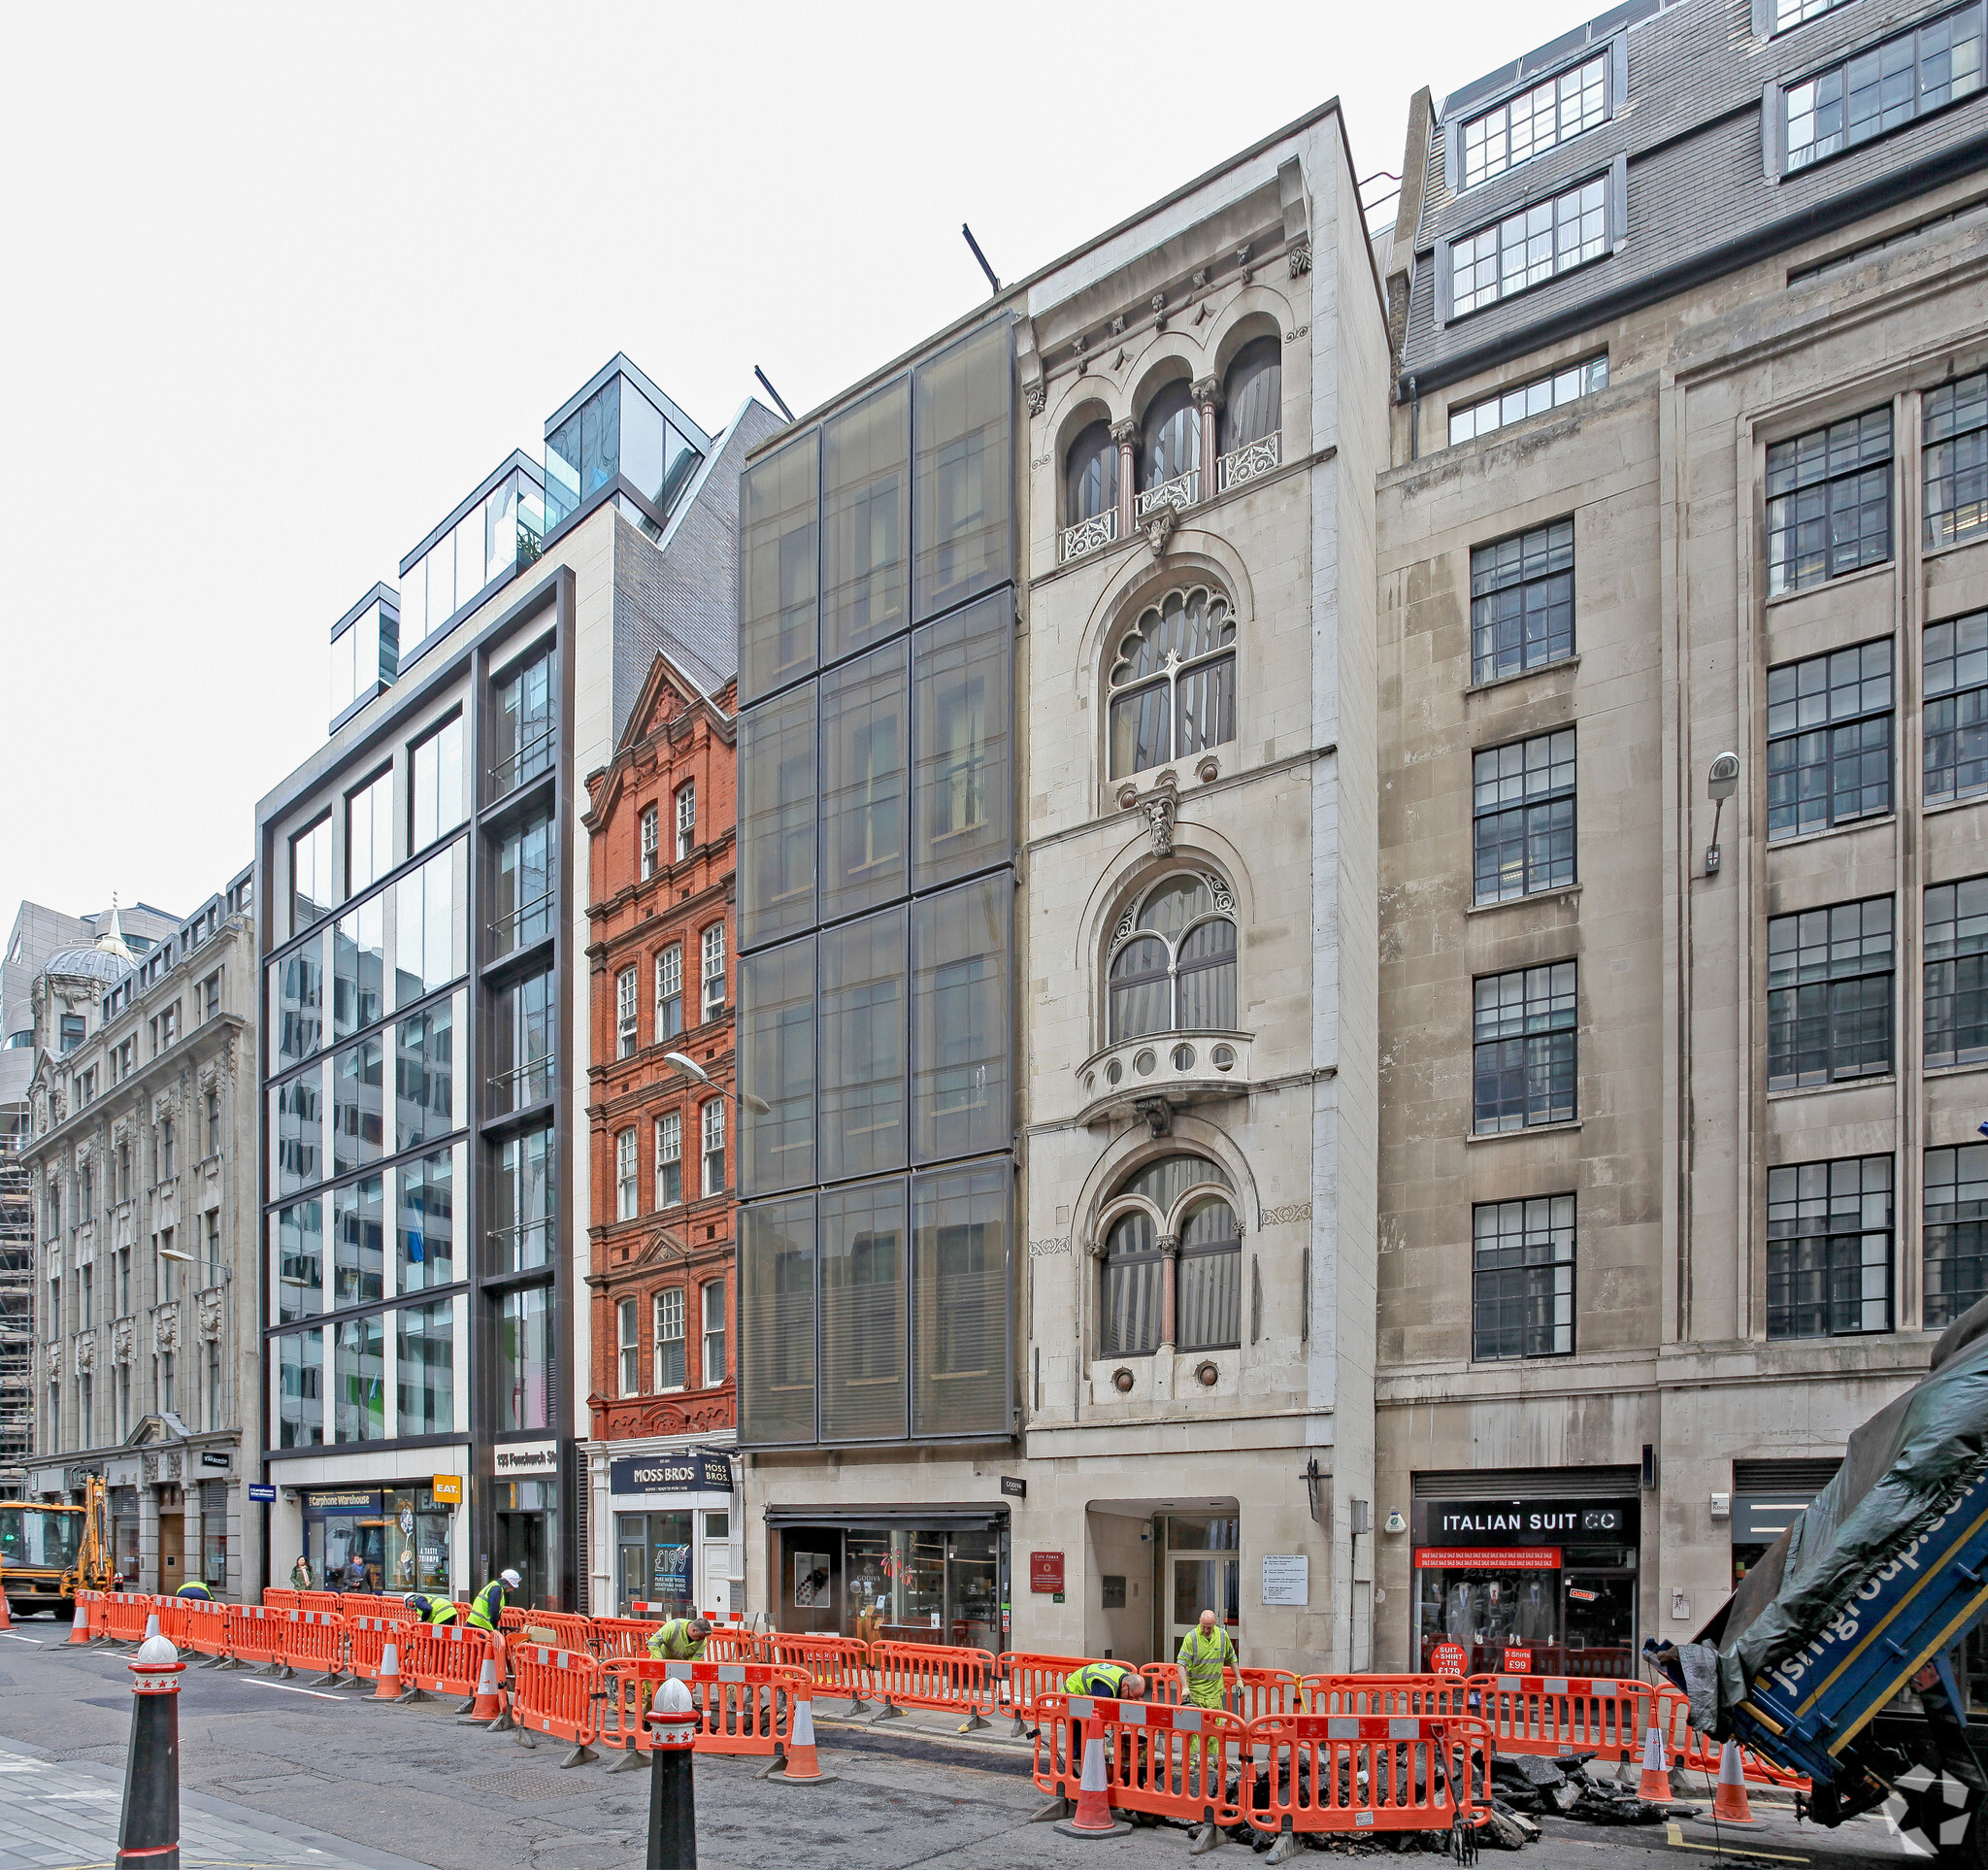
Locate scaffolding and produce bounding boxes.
[0,1121,31,1496]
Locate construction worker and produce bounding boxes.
[1063,1661,1147,1700]
[646,1616,712,1662]
[467,1568,520,1630]
[175,1578,215,1600]
[1176,1609,1239,1710]
[403,1592,458,1625]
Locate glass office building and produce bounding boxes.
[734,317,1018,1629]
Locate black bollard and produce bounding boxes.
[117,1633,185,1870]
[646,1679,699,1870]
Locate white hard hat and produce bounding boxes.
[500,1568,522,1588]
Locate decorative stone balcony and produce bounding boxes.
[1075,1030,1252,1129]
[1134,469,1200,521]
[1059,507,1118,562]
[1217,430,1281,492]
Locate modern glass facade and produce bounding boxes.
[736,317,1016,1451]
[545,360,705,536]
[398,458,548,664]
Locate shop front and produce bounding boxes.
[1411,1488,1640,1677]
[768,1506,1009,1651]
[491,1439,561,1608]
[607,1448,736,1618]
[300,1483,458,1595]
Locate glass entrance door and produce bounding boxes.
[496,1511,547,1607]
[1562,1573,1636,1678]
[1162,1512,1240,1659]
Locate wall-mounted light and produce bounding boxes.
[1706,752,1740,875]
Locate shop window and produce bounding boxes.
[1472,1196,1575,1359]
[1767,896,1894,1088]
[1098,1154,1239,1359]
[1766,1153,1894,1338]
[1927,876,1988,1068]
[1473,963,1577,1131]
[1766,409,1893,593]
[1473,730,1576,903]
[1108,873,1238,1042]
[618,1511,694,1620]
[1926,610,1988,805]
[1926,1144,1988,1328]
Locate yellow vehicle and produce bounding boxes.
[0,1479,109,1620]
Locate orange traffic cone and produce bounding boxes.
[1706,1741,1759,1824]
[1638,1722,1672,1801]
[374,1638,403,1700]
[0,1589,13,1630]
[143,1609,161,1643]
[460,1651,504,1722]
[67,1597,94,1645]
[1055,1727,1131,1839]
[769,1694,836,1785]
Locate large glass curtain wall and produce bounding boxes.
[400,465,548,657]
[267,832,470,1449]
[736,317,1015,1451]
[546,371,703,534]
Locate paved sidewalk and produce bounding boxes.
[0,1741,432,1870]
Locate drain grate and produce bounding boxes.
[468,1767,601,1801]
[52,1745,128,1764]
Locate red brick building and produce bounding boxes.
[583,651,737,1617]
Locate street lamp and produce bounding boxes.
[1705,751,1740,876]
[662,1052,771,1115]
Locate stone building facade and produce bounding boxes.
[1373,0,1988,1673]
[732,102,1391,1674]
[582,651,740,1619]
[20,877,262,1601]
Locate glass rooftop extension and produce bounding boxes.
[544,355,709,538]
[328,584,400,731]
[398,451,548,666]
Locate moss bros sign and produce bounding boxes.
[610,1453,733,1494]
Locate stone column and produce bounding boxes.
[1157,1235,1181,1352]
[138,1476,159,1594]
[1110,418,1139,537]
[1192,379,1224,493]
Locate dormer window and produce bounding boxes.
[1459,52,1609,189]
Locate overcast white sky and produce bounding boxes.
[0,0,1584,923]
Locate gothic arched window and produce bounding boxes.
[1106,586,1236,779]
[1098,1153,1242,1357]
[1066,420,1118,525]
[1219,336,1281,454]
[1108,873,1238,1041]
[1141,381,1200,495]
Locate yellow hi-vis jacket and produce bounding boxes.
[1176,1623,1238,1707]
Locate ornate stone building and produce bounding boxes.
[19,875,261,1601]
[582,650,740,1618]
[732,102,1390,1673]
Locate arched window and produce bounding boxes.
[1098,1154,1242,1357]
[1066,420,1118,525]
[1108,873,1238,1040]
[1141,381,1200,496]
[1219,336,1281,454]
[1107,586,1237,778]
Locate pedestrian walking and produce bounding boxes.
[1176,1609,1239,1709]
[290,1554,314,1590]
[343,1552,370,1592]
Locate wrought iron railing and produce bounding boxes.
[1134,469,1200,520]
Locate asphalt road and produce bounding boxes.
[0,1614,1929,1869]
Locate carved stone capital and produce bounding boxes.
[1288,240,1312,278]
[1110,417,1140,449]
[1157,1233,1182,1259]
[1192,376,1224,411]
[1024,381,1047,417]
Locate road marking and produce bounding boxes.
[235,1679,345,1701]
[0,1632,46,1646]
[1665,1820,1810,1862]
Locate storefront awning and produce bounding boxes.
[764,1502,1008,1531]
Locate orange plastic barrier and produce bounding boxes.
[1152,1665,1303,1721]
[403,1622,499,1698]
[178,1595,233,1660]
[1033,1692,1245,1830]
[507,1609,594,1653]
[71,1589,108,1642]
[512,1644,601,1760]
[996,1653,1101,1734]
[346,1614,407,1684]
[279,1609,349,1684]
[705,1628,764,1663]
[1246,1712,1491,1841]
[770,1634,874,1711]
[156,1596,194,1647]
[1470,1674,1651,1765]
[1654,1686,1812,1793]
[600,1658,807,1760]
[297,1591,351,1616]
[227,1604,291,1673]
[590,1616,661,1662]
[1303,1674,1470,1717]
[260,1589,303,1613]
[99,1591,157,1643]
[870,1641,998,1728]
